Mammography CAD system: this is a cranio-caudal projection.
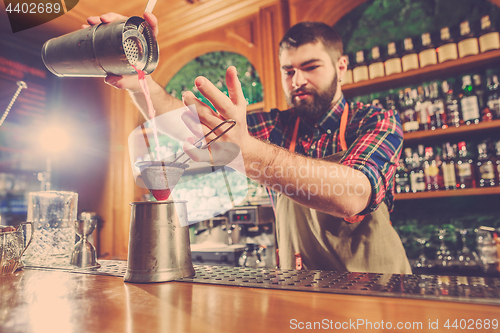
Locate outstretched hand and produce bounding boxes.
[181,66,251,152]
[82,12,159,92]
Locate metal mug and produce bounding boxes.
[0,222,33,275]
[124,200,195,283]
[42,16,159,77]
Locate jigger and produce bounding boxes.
[70,213,100,269]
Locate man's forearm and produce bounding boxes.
[243,137,372,218]
[128,76,185,120]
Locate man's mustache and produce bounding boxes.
[293,88,315,95]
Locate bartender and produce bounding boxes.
[86,13,411,274]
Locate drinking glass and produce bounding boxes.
[456,228,479,268]
[435,228,454,267]
[23,191,78,268]
[413,227,433,269]
[475,229,498,272]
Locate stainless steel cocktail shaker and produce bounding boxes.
[42,16,159,77]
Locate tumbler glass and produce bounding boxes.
[23,191,78,268]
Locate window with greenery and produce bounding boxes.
[165,51,263,108]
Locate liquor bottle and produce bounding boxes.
[423,147,440,191]
[494,140,500,186]
[486,74,500,119]
[395,157,411,194]
[401,37,419,72]
[460,75,481,125]
[384,42,402,77]
[479,15,500,53]
[481,74,495,121]
[417,144,425,163]
[441,142,457,190]
[442,80,461,128]
[343,54,353,85]
[402,88,419,133]
[410,148,426,193]
[385,94,396,111]
[353,50,369,83]
[396,90,407,128]
[416,85,429,131]
[419,32,438,68]
[438,27,458,63]
[473,74,487,111]
[457,20,480,58]
[371,98,383,108]
[482,104,494,122]
[396,89,405,110]
[455,141,475,189]
[476,142,496,187]
[429,82,447,130]
[368,46,385,79]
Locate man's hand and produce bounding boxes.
[181,66,252,150]
[82,12,159,92]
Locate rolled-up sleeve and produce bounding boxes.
[339,108,403,214]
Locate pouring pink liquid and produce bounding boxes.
[132,65,162,158]
[133,65,175,201]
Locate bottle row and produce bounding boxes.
[395,139,500,194]
[343,15,500,84]
[399,72,500,133]
[351,68,500,133]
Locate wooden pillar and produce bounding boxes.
[259,0,290,111]
[98,87,139,260]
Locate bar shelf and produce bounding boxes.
[342,49,500,97]
[395,187,500,200]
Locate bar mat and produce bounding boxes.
[25,260,128,277]
[26,260,500,305]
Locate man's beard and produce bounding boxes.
[288,73,338,119]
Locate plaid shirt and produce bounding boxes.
[246,94,403,214]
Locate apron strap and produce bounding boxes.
[289,117,300,153]
[289,103,349,153]
[339,103,349,151]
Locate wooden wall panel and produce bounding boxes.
[259,1,290,111]
[154,13,262,86]
[288,0,369,26]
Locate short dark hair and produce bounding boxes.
[279,22,343,62]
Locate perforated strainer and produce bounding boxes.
[137,119,236,201]
[124,38,140,65]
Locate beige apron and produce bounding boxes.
[275,106,412,274]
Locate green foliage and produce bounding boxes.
[165,51,263,109]
[335,0,500,55]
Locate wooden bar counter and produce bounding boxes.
[1,266,500,333]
